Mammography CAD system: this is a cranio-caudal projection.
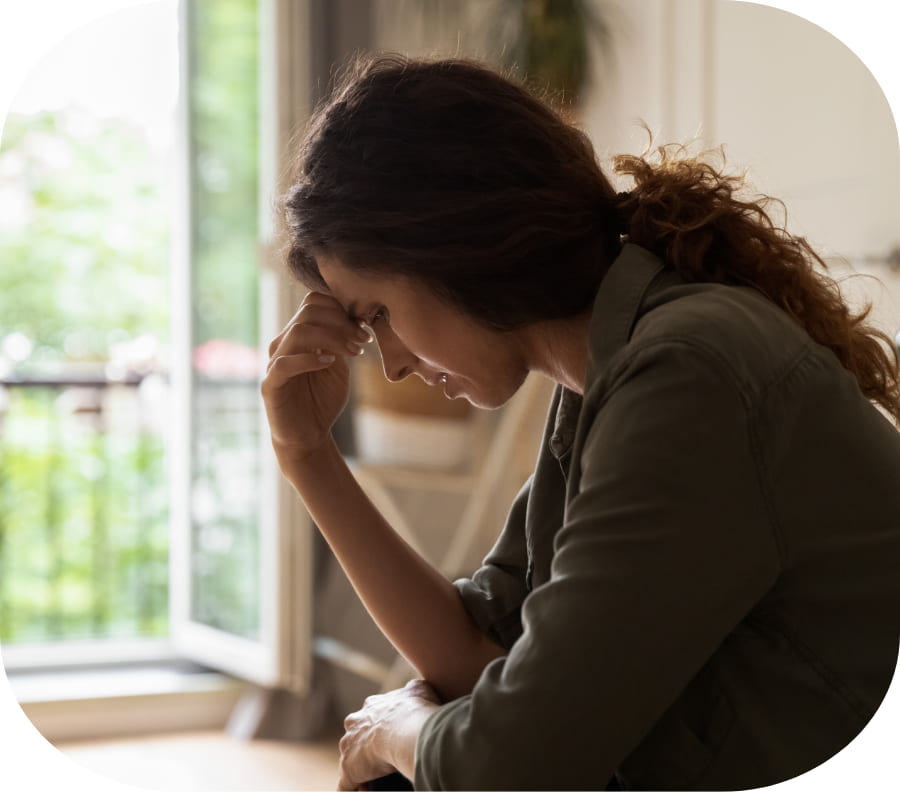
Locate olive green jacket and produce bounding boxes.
[414,244,900,790]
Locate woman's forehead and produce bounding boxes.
[318,255,420,301]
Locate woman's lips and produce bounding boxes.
[423,373,448,387]
[419,371,462,399]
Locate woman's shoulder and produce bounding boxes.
[621,280,818,392]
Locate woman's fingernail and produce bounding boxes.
[346,342,364,356]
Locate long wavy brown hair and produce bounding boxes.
[282,53,900,421]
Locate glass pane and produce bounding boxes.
[0,2,177,644]
[187,0,261,639]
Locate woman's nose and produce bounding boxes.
[377,327,417,382]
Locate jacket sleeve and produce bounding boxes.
[414,340,781,790]
[452,476,533,651]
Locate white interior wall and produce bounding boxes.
[581,0,900,336]
[712,2,899,259]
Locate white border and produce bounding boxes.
[1,1,898,790]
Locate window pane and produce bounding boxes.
[0,2,177,644]
[187,0,261,640]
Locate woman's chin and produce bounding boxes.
[445,372,525,410]
[459,385,517,411]
[446,383,486,409]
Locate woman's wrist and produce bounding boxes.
[387,698,440,780]
[276,434,342,490]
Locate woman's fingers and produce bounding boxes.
[269,291,364,357]
[269,312,370,361]
[302,289,342,308]
[268,318,368,365]
[262,351,337,390]
[261,291,359,465]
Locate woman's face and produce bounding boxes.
[316,255,530,409]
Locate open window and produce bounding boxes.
[0,0,313,697]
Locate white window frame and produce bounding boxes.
[167,0,312,695]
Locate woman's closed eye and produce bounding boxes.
[367,306,389,326]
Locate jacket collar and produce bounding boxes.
[548,243,665,462]
[586,243,666,388]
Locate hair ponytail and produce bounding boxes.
[613,142,900,422]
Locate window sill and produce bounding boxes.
[1,637,179,672]
[8,664,248,744]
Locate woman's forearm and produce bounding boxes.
[282,438,505,701]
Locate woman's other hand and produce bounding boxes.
[338,679,441,791]
[261,291,370,467]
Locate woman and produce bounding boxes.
[262,54,900,790]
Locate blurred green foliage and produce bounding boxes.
[188,0,261,640]
[0,110,170,370]
[0,98,172,644]
[0,389,169,643]
[190,0,260,349]
[498,0,610,106]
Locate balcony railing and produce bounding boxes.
[0,372,169,645]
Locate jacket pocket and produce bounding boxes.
[615,667,735,790]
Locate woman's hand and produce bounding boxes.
[261,291,371,468]
[338,679,441,791]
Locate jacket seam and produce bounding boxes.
[747,612,874,723]
[590,336,787,570]
[594,335,813,570]
[744,343,816,569]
